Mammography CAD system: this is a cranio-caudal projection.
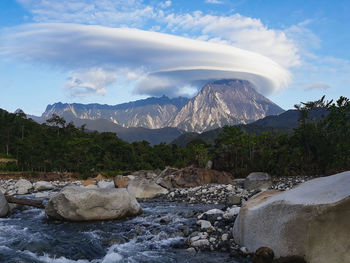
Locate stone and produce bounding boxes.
[253,247,274,263]
[197,220,212,230]
[244,172,272,190]
[233,171,350,263]
[223,207,240,219]
[205,160,213,169]
[221,233,229,241]
[186,247,196,253]
[127,178,168,199]
[82,179,97,186]
[113,175,131,188]
[0,192,9,217]
[97,180,115,189]
[34,192,50,199]
[93,174,105,181]
[226,193,241,206]
[156,166,234,189]
[34,181,55,191]
[15,179,33,195]
[0,186,6,194]
[45,186,142,221]
[191,239,210,247]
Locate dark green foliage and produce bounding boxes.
[0,96,348,177]
[213,96,350,177]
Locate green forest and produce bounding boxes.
[0,96,349,178]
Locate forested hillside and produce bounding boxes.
[0,96,349,178]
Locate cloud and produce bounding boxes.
[162,12,300,68]
[205,0,223,4]
[16,0,301,69]
[303,82,330,91]
[0,23,290,97]
[65,68,119,97]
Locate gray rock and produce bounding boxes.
[192,239,210,247]
[226,193,241,206]
[34,181,54,191]
[97,180,115,189]
[244,172,272,190]
[0,192,9,217]
[197,220,212,230]
[15,179,33,195]
[233,171,350,263]
[46,186,142,221]
[127,178,168,199]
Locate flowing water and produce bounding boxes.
[0,195,248,263]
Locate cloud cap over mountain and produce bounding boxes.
[0,23,290,97]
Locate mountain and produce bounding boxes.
[168,79,284,132]
[32,79,285,142]
[69,118,184,145]
[171,108,328,146]
[39,96,189,129]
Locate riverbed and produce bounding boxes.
[0,198,250,263]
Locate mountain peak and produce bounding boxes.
[169,79,284,132]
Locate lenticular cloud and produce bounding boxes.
[0,23,290,96]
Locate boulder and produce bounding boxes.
[97,180,115,189]
[127,178,168,199]
[34,181,55,191]
[156,167,234,189]
[233,171,350,263]
[0,192,9,217]
[244,172,272,190]
[82,179,97,186]
[132,170,158,179]
[46,186,142,221]
[15,179,33,195]
[113,175,131,188]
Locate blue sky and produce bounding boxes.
[0,0,349,115]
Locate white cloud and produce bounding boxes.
[65,68,119,97]
[159,1,172,9]
[304,82,330,91]
[0,23,290,97]
[162,12,300,68]
[205,0,223,4]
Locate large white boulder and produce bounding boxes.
[45,186,142,221]
[15,179,33,195]
[233,171,350,263]
[127,178,168,199]
[34,181,55,191]
[0,192,9,217]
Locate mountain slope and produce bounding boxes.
[40,96,189,129]
[169,79,284,132]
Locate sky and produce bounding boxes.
[0,0,349,115]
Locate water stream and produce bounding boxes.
[0,196,248,263]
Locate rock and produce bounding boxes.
[127,178,168,199]
[253,247,274,263]
[113,175,131,188]
[205,160,213,169]
[233,171,350,263]
[186,247,196,253]
[226,193,241,206]
[223,207,240,219]
[93,174,105,181]
[0,186,6,194]
[46,186,142,221]
[244,172,272,190]
[82,179,97,186]
[15,179,33,195]
[197,220,212,230]
[156,166,234,189]
[191,239,210,247]
[97,180,115,189]
[34,181,54,191]
[34,192,50,199]
[221,233,229,241]
[132,170,158,179]
[0,192,9,217]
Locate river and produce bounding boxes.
[0,196,249,263]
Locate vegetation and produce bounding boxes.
[0,96,349,178]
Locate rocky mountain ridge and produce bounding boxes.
[32,79,284,133]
